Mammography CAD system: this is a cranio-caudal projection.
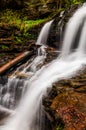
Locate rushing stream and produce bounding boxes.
[0,5,86,130]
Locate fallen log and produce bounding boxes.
[0,51,33,75]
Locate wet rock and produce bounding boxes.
[41,67,86,130]
[0,76,8,85]
[57,106,86,130]
[69,81,86,89]
[14,71,33,79]
[47,4,81,48]
[0,105,13,125]
[0,24,19,38]
[75,86,86,93]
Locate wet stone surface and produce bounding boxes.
[43,68,86,130]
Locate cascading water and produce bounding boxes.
[1,5,86,130]
[61,5,86,56]
[22,20,54,74]
[36,20,54,46]
[0,20,53,109]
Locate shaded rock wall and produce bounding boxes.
[47,4,80,48]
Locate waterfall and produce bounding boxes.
[0,20,53,109]
[22,20,54,74]
[36,20,54,46]
[1,5,86,130]
[61,6,86,56]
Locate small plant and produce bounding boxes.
[56,123,64,130]
[14,36,22,44]
[56,126,63,130]
[1,45,9,49]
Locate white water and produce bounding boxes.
[22,20,54,74]
[1,5,86,130]
[23,45,46,74]
[36,20,54,45]
[61,6,86,56]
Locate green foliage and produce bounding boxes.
[0,9,21,25]
[0,9,49,30]
[1,45,9,49]
[0,9,49,31]
[0,9,49,44]
[68,0,85,4]
[56,124,64,130]
[23,19,48,32]
[56,0,85,9]
[14,36,22,44]
[70,0,85,5]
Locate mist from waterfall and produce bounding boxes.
[1,5,86,130]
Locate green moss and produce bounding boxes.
[0,9,50,44]
[24,19,48,31]
[0,9,49,32]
